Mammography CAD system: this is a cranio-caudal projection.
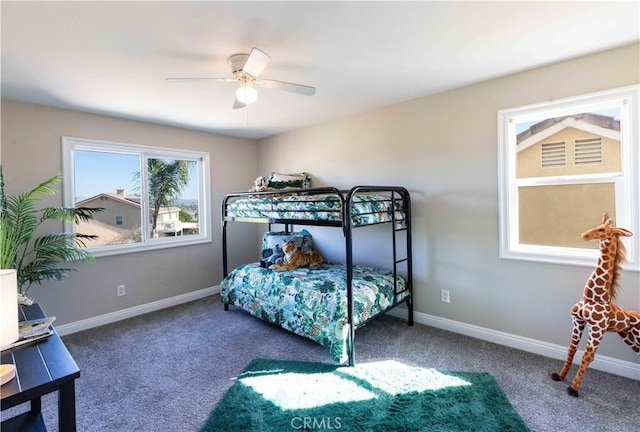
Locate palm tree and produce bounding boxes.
[0,165,103,296]
[146,159,191,237]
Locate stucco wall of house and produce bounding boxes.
[517,127,621,247]
[82,195,142,231]
[517,128,621,178]
[519,183,616,248]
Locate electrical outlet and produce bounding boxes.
[117,284,126,297]
[440,289,450,303]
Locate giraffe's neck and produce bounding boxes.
[583,239,616,303]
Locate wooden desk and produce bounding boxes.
[1,304,80,432]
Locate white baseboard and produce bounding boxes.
[55,288,638,381]
[56,285,220,337]
[388,308,640,381]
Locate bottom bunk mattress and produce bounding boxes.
[221,263,409,363]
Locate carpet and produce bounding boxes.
[200,358,530,432]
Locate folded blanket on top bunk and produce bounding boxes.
[225,193,406,226]
[221,263,409,363]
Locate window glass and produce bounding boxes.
[516,110,621,179]
[145,158,200,239]
[518,183,614,249]
[498,86,639,270]
[74,149,142,246]
[63,138,211,256]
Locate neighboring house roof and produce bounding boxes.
[76,192,141,209]
[516,113,620,152]
[76,190,180,214]
[157,207,181,214]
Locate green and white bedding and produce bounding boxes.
[221,263,409,363]
[225,193,406,227]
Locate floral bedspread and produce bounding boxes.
[221,263,409,363]
[225,193,406,227]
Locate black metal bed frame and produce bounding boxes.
[221,185,413,365]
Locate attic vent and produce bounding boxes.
[541,142,566,168]
[575,137,602,165]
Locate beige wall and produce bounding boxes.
[1,43,638,367]
[0,101,260,325]
[258,42,640,363]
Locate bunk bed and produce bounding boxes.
[221,185,413,366]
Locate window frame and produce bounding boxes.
[498,85,639,271]
[62,136,211,257]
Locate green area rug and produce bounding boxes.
[201,358,529,432]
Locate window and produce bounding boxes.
[62,137,211,256]
[498,86,639,270]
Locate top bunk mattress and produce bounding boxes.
[224,192,407,227]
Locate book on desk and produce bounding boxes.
[1,317,55,351]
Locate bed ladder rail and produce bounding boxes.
[344,186,413,366]
[390,189,413,327]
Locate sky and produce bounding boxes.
[74,150,199,202]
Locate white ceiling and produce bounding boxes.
[2,1,638,140]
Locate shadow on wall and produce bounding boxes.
[420,189,499,309]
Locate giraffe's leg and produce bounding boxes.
[567,329,604,397]
[618,324,640,353]
[633,323,640,353]
[552,316,584,382]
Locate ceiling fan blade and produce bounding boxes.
[166,77,237,83]
[243,48,271,78]
[258,79,316,96]
[233,97,247,110]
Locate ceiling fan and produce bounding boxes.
[166,47,316,109]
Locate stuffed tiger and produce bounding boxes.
[269,240,324,271]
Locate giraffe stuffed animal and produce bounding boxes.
[551,213,640,397]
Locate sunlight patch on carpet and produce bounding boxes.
[239,359,471,410]
[240,370,378,409]
[338,359,471,395]
[200,358,531,432]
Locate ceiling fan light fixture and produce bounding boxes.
[236,85,258,105]
[168,47,316,110]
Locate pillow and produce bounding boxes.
[267,172,312,190]
[260,229,313,267]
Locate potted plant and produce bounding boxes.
[0,165,103,304]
